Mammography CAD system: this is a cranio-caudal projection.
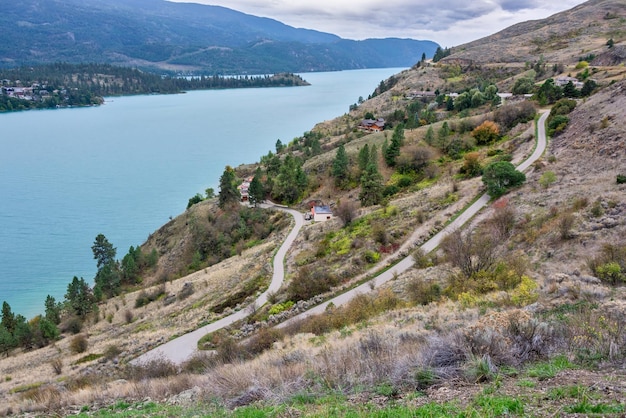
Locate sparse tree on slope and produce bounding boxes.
[218,165,240,208]
[332,144,349,188]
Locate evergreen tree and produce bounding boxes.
[0,325,16,357]
[44,295,61,325]
[359,162,384,206]
[92,234,120,299]
[437,122,450,148]
[248,167,265,206]
[358,144,370,173]
[369,145,378,166]
[384,123,404,166]
[92,234,116,270]
[65,276,95,318]
[218,165,240,208]
[1,301,15,334]
[332,144,349,188]
[272,155,307,204]
[424,126,435,145]
[121,246,140,284]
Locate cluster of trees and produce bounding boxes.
[433,46,452,62]
[0,88,102,112]
[0,63,310,112]
[0,236,158,356]
[546,98,577,136]
[512,75,597,105]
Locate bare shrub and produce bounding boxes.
[286,266,338,301]
[494,101,536,130]
[69,334,88,354]
[61,316,83,334]
[178,282,195,300]
[50,358,63,375]
[127,357,179,380]
[421,332,468,380]
[487,198,517,240]
[559,213,576,240]
[572,196,589,211]
[406,279,442,305]
[124,309,134,324]
[103,344,121,361]
[396,145,433,174]
[214,336,248,365]
[335,200,358,226]
[181,351,215,374]
[245,327,285,357]
[441,228,498,278]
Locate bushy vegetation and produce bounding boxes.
[547,98,577,136]
[0,64,310,113]
[482,161,526,198]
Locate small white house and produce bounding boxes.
[311,205,333,222]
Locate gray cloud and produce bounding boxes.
[167,0,585,46]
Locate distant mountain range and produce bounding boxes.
[1,0,440,74]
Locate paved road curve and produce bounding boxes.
[278,111,549,327]
[133,111,548,364]
[131,204,303,365]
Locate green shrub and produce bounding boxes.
[364,250,381,264]
[482,161,526,198]
[617,174,626,184]
[547,115,569,136]
[268,301,295,316]
[595,262,624,285]
[539,171,557,188]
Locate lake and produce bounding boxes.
[0,68,404,319]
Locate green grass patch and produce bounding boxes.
[526,355,575,380]
[548,384,588,401]
[565,401,624,414]
[9,382,43,394]
[516,379,536,388]
[75,353,104,364]
[473,394,525,416]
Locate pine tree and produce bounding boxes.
[332,144,349,188]
[424,126,435,145]
[358,144,370,173]
[359,162,384,206]
[385,123,404,166]
[248,167,265,206]
[218,165,240,208]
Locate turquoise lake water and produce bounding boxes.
[0,68,404,319]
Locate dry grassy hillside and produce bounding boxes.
[1,1,626,414]
[446,0,626,65]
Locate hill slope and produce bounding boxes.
[444,0,626,64]
[0,0,439,73]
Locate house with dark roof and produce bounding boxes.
[359,118,385,132]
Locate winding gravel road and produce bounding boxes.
[279,110,548,327]
[131,205,303,365]
[133,111,548,365]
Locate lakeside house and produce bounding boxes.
[555,76,584,89]
[406,90,436,99]
[359,118,385,132]
[311,205,333,222]
[237,176,254,202]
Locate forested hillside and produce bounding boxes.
[0,0,439,74]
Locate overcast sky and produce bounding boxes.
[168,0,586,47]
